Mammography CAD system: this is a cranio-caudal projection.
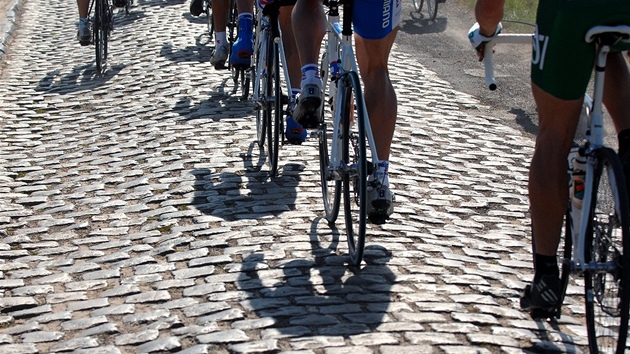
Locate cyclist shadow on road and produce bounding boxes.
[172,93,253,121]
[400,11,447,35]
[236,234,395,339]
[34,64,125,94]
[160,37,213,64]
[189,161,302,221]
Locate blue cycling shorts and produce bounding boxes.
[352,0,402,40]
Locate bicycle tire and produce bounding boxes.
[340,71,368,267]
[558,209,574,319]
[94,0,109,75]
[584,147,630,354]
[425,0,438,20]
[319,52,341,223]
[414,0,422,12]
[254,24,268,149]
[264,37,281,176]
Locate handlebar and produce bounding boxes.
[482,33,532,90]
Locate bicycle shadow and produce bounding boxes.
[171,91,253,121]
[34,64,125,94]
[189,162,302,221]
[140,0,187,8]
[159,38,213,63]
[520,320,583,352]
[399,11,448,35]
[235,234,395,340]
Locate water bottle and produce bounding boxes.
[572,147,586,210]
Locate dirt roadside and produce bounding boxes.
[396,1,539,138]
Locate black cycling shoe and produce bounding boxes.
[113,0,128,7]
[189,0,204,16]
[293,84,322,129]
[520,274,561,320]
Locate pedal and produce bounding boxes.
[529,307,558,321]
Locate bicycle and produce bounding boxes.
[252,0,295,176]
[203,0,250,98]
[317,0,381,267]
[482,25,630,354]
[89,0,113,75]
[412,0,442,21]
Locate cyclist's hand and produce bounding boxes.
[468,22,502,61]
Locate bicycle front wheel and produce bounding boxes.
[263,34,281,176]
[319,120,341,223]
[425,0,438,20]
[584,147,630,354]
[94,0,109,75]
[340,71,369,267]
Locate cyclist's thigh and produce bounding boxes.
[532,0,630,101]
[352,0,401,40]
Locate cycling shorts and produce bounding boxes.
[532,0,630,100]
[352,0,402,40]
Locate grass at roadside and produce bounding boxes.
[458,0,537,32]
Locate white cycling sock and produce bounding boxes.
[215,32,227,48]
[300,64,321,87]
[371,160,390,186]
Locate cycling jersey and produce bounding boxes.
[532,0,630,100]
[352,0,401,40]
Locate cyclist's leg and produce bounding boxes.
[355,30,398,222]
[604,52,630,133]
[354,31,398,163]
[352,0,401,223]
[230,0,255,66]
[279,6,307,143]
[604,52,630,195]
[77,0,91,45]
[291,0,326,129]
[524,84,582,314]
[211,0,231,68]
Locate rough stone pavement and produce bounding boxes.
[0,0,596,353]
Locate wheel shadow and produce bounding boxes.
[171,89,253,121]
[399,10,448,35]
[235,226,395,342]
[34,64,125,94]
[189,162,303,221]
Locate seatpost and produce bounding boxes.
[590,43,610,148]
[342,0,353,36]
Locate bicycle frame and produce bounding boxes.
[571,26,630,271]
[322,0,379,177]
[253,6,292,114]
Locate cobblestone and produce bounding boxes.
[0,0,600,352]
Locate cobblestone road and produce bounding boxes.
[0,0,594,353]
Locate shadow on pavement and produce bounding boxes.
[399,11,447,35]
[189,162,302,221]
[171,90,252,120]
[35,64,125,94]
[236,238,395,339]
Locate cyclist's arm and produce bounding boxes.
[475,0,504,38]
[468,0,505,60]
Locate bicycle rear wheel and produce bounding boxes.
[413,0,422,12]
[319,119,341,223]
[340,71,368,267]
[260,32,281,176]
[94,0,110,75]
[584,147,630,354]
[425,0,438,20]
